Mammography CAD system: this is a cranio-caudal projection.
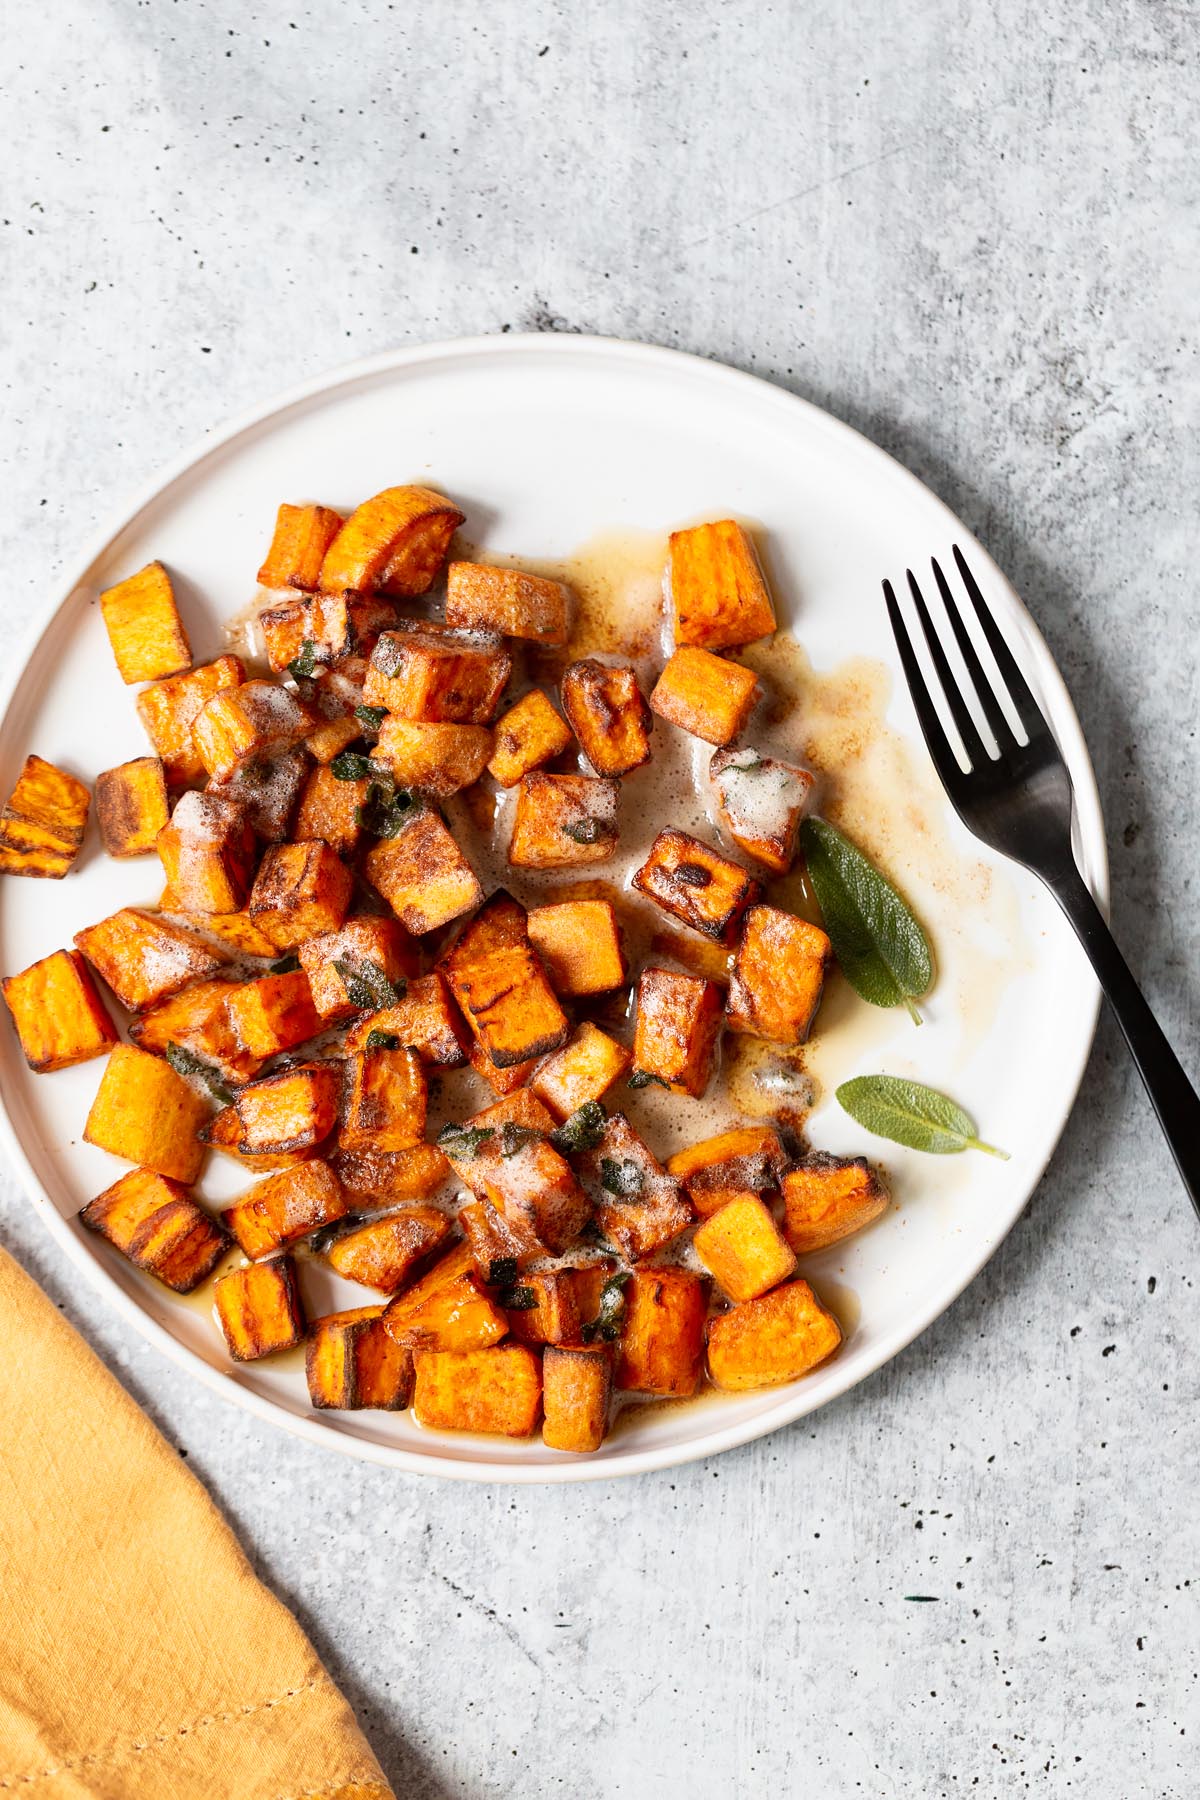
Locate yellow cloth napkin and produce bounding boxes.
[0,1245,394,1800]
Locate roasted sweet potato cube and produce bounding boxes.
[616,1268,708,1396]
[3,949,117,1071]
[219,970,321,1072]
[324,1205,451,1293]
[99,561,191,684]
[128,976,237,1065]
[693,1195,797,1302]
[385,1270,508,1354]
[560,659,652,777]
[633,830,761,944]
[293,762,368,857]
[75,908,229,1011]
[363,622,511,724]
[234,1061,340,1155]
[527,899,625,996]
[707,1278,842,1389]
[304,712,362,765]
[83,1044,208,1183]
[508,772,619,868]
[81,1167,228,1293]
[505,1271,581,1347]
[219,748,308,844]
[156,790,258,914]
[343,971,469,1067]
[201,1105,317,1170]
[257,502,345,590]
[578,1114,693,1261]
[709,747,813,874]
[258,590,395,674]
[440,891,569,1068]
[331,1144,450,1207]
[565,1258,621,1331]
[223,1159,347,1260]
[248,840,354,949]
[137,656,245,786]
[95,757,169,858]
[374,717,493,797]
[457,1196,533,1280]
[727,905,832,1044]
[298,915,417,1025]
[529,1023,632,1120]
[543,1344,613,1453]
[780,1153,888,1254]
[0,755,89,878]
[364,809,483,935]
[668,520,776,650]
[649,927,734,986]
[467,1039,538,1095]
[445,562,570,643]
[170,907,278,958]
[214,1256,307,1362]
[487,689,574,788]
[412,1344,542,1436]
[318,485,464,597]
[192,680,315,785]
[666,1124,788,1218]
[340,1045,427,1153]
[306,1305,414,1411]
[632,966,723,1099]
[441,1090,591,1256]
[649,646,760,745]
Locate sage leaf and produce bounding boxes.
[437,1123,495,1159]
[548,1102,607,1154]
[801,817,933,1024]
[836,1074,1008,1158]
[165,1041,234,1105]
[581,1271,631,1343]
[333,957,402,1012]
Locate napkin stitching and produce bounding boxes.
[0,1678,328,1789]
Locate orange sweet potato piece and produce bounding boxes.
[214,1256,307,1362]
[156,790,258,914]
[219,748,308,844]
[223,1159,348,1260]
[504,1270,581,1347]
[529,1023,632,1121]
[692,1195,797,1302]
[457,1196,533,1281]
[649,646,760,745]
[560,659,652,777]
[75,908,229,1011]
[577,1113,693,1262]
[363,623,511,723]
[466,1039,538,1095]
[292,762,368,857]
[445,562,570,643]
[128,976,238,1064]
[258,590,395,674]
[615,1268,708,1396]
[527,899,626,996]
[487,689,574,787]
[706,1278,842,1390]
[364,809,483,935]
[440,1091,591,1257]
[780,1153,888,1254]
[83,1044,209,1183]
[440,890,569,1069]
[248,840,354,949]
[81,1167,229,1293]
[385,1269,508,1354]
[709,747,814,874]
[631,966,723,1099]
[306,1305,414,1410]
[342,971,469,1067]
[668,520,776,650]
[3,949,117,1071]
[298,915,417,1025]
[218,970,322,1074]
[95,756,169,858]
[234,1061,340,1155]
[508,772,619,869]
[318,486,464,597]
[665,1124,787,1218]
[0,755,90,878]
[200,1105,318,1170]
[324,1206,451,1293]
[191,680,315,785]
[374,718,493,798]
[331,1144,450,1209]
[304,713,362,766]
[340,1045,427,1153]
[633,829,761,944]
[99,561,191,684]
[257,502,345,590]
[726,905,832,1045]
[137,656,245,786]
[542,1344,613,1453]
[412,1344,542,1437]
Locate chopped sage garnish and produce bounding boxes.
[628,1069,671,1091]
[488,1256,519,1287]
[356,780,415,839]
[437,1123,496,1159]
[600,1156,644,1198]
[364,1029,401,1051]
[287,639,318,682]
[498,1285,538,1311]
[260,953,301,977]
[332,957,403,1012]
[500,1121,543,1157]
[581,1271,631,1342]
[354,704,388,732]
[562,817,605,845]
[330,747,378,782]
[548,1101,607,1154]
[165,1041,234,1105]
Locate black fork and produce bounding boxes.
[886,545,1200,1221]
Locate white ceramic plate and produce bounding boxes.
[0,336,1105,1482]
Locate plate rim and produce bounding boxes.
[0,333,1107,1484]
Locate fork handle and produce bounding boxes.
[1050,861,1200,1222]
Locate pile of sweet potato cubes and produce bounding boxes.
[0,486,887,1453]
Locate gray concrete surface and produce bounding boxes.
[2,2,1198,1794]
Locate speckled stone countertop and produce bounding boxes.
[2,4,1198,1795]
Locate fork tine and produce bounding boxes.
[951,544,1048,742]
[906,568,990,770]
[883,580,968,795]
[931,557,1017,752]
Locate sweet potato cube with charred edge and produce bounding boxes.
[467,1039,538,1095]
[385,1269,508,1354]
[363,622,511,724]
[508,772,620,869]
[527,899,626,997]
[565,1258,620,1327]
[375,717,493,797]
[668,520,776,650]
[458,1196,534,1280]
[693,1195,797,1303]
[219,970,321,1075]
[95,757,169,859]
[331,1145,449,1208]
[256,502,345,591]
[633,829,761,944]
[343,971,469,1067]
[306,1306,414,1411]
[578,1113,693,1262]
[75,908,229,1012]
[340,1045,427,1153]
[318,486,464,597]
[560,660,653,777]
[530,1022,632,1121]
[3,950,117,1071]
[298,915,417,1025]
[201,1105,317,1170]
[84,1044,209,1183]
[248,840,354,949]
[192,680,315,785]
[293,763,368,857]
[649,646,760,746]
[780,1153,888,1254]
[0,755,89,878]
[632,966,723,1099]
[305,712,362,766]
[81,1168,229,1293]
[412,1344,542,1437]
[186,908,278,958]
[234,1061,340,1155]
[542,1344,613,1453]
[666,1124,788,1219]
[214,1256,307,1362]
[128,976,237,1065]
[364,809,483,936]
[259,590,395,674]
[440,891,569,1069]
[443,1090,591,1256]
[505,1271,581,1347]
[324,1206,451,1293]
[709,747,814,874]
[648,927,733,987]
[487,689,574,788]
[707,1278,842,1390]
[445,562,571,644]
[99,561,192,684]
[727,905,832,1045]
[616,1268,708,1397]
[223,1159,347,1260]
[137,656,245,787]
[156,790,258,914]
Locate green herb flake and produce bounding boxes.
[800,816,933,1024]
[548,1101,607,1154]
[287,639,318,682]
[581,1270,632,1342]
[487,1256,519,1287]
[333,957,403,1012]
[354,704,388,732]
[355,782,415,839]
[330,747,377,782]
[836,1074,1008,1159]
[562,817,605,845]
[628,1069,671,1091]
[165,1041,234,1105]
[364,1029,401,1051]
[600,1156,644,1198]
[437,1123,496,1159]
[499,1285,538,1311]
[500,1121,544,1158]
[258,953,302,978]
